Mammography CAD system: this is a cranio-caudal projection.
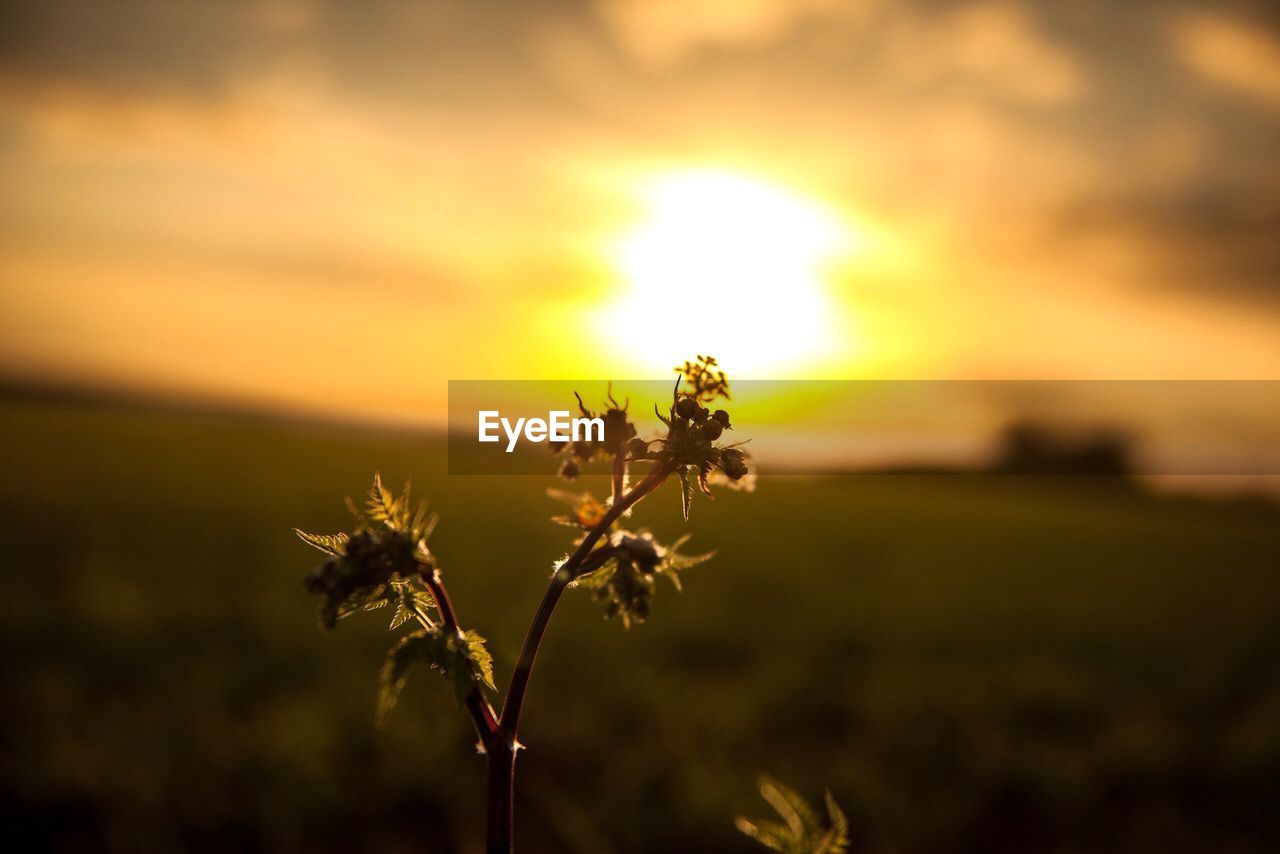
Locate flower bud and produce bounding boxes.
[618,533,661,570]
[713,410,732,429]
[674,396,700,420]
[701,419,723,440]
[719,447,748,480]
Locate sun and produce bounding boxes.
[604,169,856,375]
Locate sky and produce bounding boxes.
[0,0,1278,425]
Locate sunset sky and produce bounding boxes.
[1,0,1278,425]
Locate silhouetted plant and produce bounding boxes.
[295,356,753,852]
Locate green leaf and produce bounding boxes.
[461,629,496,691]
[737,776,849,854]
[366,472,402,528]
[378,629,449,725]
[570,559,617,589]
[293,529,349,556]
[344,496,367,530]
[678,467,693,521]
[387,581,437,630]
[334,584,390,622]
[409,500,438,544]
[376,627,495,726]
[761,776,818,839]
[413,589,437,618]
[818,791,850,854]
[361,473,438,547]
[735,817,794,853]
[389,597,414,630]
[656,533,714,592]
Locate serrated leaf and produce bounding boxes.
[697,466,714,498]
[738,775,849,854]
[678,467,693,521]
[413,589,437,618]
[761,776,818,839]
[332,584,389,623]
[293,529,349,556]
[735,817,793,853]
[377,628,449,725]
[410,501,438,545]
[657,533,714,592]
[818,791,850,854]
[388,582,436,630]
[461,629,496,691]
[343,495,367,530]
[389,597,414,630]
[367,472,401,527]
[666,550,714,571]
[376,627,494,726]
[570,559,617,589]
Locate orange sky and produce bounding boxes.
[1,0,1278,425]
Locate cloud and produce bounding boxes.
[1052,190,1280,302]
[592,0,1084,106]
[592,0,844,68]
[1172,8,1280,105]
[883,1,1085,105]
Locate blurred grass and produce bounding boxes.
[1,396,1278,853]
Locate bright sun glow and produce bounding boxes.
[606,169,855,375]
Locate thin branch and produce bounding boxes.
[611,450,626,508]
[498,463,671,742]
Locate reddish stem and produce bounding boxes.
[486,462,670,852]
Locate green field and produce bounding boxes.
[2,396,1278,853]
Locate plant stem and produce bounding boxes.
[421,567,499,739]
[485,741,516,853]
[486,462,670,852]
[611,451,626,506]
[500,463,668,738]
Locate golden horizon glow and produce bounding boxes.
[4,4,1280,417]
[602,169,860,375]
